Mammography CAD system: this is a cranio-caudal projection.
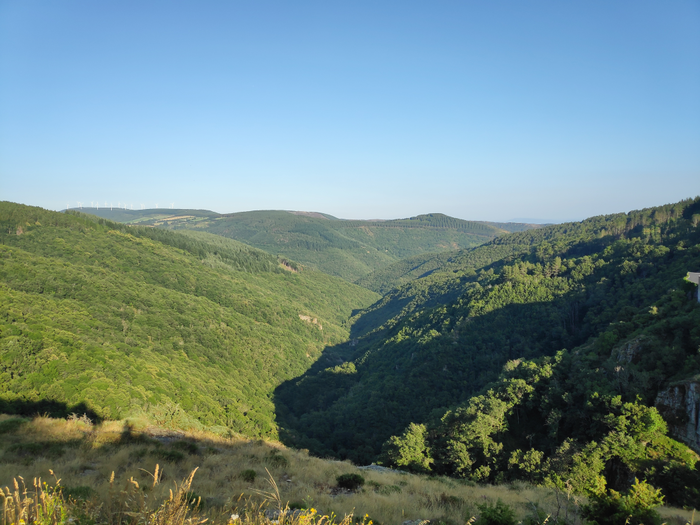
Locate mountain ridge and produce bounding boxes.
[274,197,700,505]
[75,208,542,282]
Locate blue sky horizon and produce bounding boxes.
[1,1,698,222]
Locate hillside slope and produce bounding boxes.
[0,202,379,438]
[81,208,540,282]
[275,197,700,504]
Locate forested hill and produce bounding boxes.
[80,208,540,282]
[275,197,700,506]
[0,202,379,437]
[64,207,219,224]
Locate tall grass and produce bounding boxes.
[0,415,696,524]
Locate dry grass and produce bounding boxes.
[0,415,696,524]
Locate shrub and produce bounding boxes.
[336,473,365,490]
[475,499,517,525]
[62,485,96,501]
[173,440,200,455]
[265,450,289,468]
[240,469,257,483]
[580,478,664,525]
[154,449,185,463]
[0,417,29,434]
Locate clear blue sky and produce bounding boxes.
[1,1,698,222]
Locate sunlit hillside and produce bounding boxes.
[0,202,379,438]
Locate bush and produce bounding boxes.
[62,485,96,501]
[475,499,517,525]
[172,440,199,455]
[580,478,664,525]
[336,473,365,490]
[0,417,29,434]
[240,469,257,483]
[154,449,185,463]
[265,450,289,468]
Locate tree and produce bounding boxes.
[381,423,432,473]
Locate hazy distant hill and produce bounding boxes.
[0,202,379,437]
[81,208,540,282]
[65,207,219,224]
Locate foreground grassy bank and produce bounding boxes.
[0,415,695,525]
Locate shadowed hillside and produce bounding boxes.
[275,198,700,508]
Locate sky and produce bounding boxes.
[1,1,698,222]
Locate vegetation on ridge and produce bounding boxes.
[83,208,540,282]
[0,202,379,437]
[276,197,700,508]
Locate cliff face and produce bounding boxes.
[656,379,700,453]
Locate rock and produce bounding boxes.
[612,337,644,364]
[656,379,700,453]
[358,464,404,474]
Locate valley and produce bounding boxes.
[1,198,700,522]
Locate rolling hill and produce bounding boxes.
[77,208,540,282]
[0,202,379,438]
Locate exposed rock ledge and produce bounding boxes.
[655,378,700,453]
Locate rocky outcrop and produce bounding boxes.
[655,379,700,453]
[612,337,645,364]
[358,463,404,474]
[298,314,322,330]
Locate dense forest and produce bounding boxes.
[83,208,540,282]
[0,202,378,437]
[275,198,700,506]
[3,198,700,512]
